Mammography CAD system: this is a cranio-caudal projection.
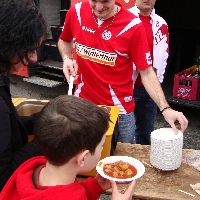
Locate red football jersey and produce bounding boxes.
[60,2,152,114]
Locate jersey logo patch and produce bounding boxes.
[75,42,117,66]
[82,26,96,34]
[124,96,132,103]
[102,30,112,40]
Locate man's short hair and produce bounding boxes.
[34,95,110,166]
[0,0,47,73]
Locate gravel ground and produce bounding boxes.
[9,74,200,200]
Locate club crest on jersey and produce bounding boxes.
[102,30,112,40]
[82,26,96,34]
[124,96,132,103]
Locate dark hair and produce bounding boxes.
[0,0,47,73]
[34,95,110,166]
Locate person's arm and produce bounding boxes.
[156,23,169,83]
[79,177,104,200]
[161,23,169,81]
[139,67,188,133]
[0,96,13,191]
[58,39,77,83]
[0,96,42,191]
[80,176,136,200]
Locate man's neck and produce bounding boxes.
[139,7,153,16]
[140,10,151,16]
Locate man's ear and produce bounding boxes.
[77,150,89,167]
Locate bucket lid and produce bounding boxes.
[151,128,183,141]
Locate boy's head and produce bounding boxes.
[34,95,110,166]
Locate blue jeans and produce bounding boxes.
[117,111,135,144]
[134,85,157,145]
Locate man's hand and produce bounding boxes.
[57,39,77,83]
[140,67,188,134]
[162,108,188,134]
[63,58,78,83]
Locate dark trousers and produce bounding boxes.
[134,85,157,145]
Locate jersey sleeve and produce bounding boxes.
[59,7,73,41]
[130,23,152,70]
[60,4,81,41]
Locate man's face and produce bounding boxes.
[89,0,116,20]
[136,0,156,15]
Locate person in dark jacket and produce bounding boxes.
[0,0,47,191]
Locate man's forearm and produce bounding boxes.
[140,67,170,111]
[58,39,73,61]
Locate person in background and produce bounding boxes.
[58,0,188,144]
[129,0,169,145]
[0,0,47,191]
[0,95,136,200]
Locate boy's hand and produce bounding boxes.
[96,173,136,200]
[111,180,136,200]
[95,174,112,190]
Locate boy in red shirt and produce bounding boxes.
[0,95,135,200]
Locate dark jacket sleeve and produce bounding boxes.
[0,96,13,191]
[0,96,42,191]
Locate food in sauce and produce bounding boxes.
[103,160,137,179]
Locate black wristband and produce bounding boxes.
[161,106,171,113]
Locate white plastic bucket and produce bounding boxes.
[150,128,183,171]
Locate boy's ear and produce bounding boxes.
[77,150,89,167]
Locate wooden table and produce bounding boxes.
[111,143,200,200]
[78,143,200,200]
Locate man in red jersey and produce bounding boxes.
[58,0,188,144]
[129,0,169,145]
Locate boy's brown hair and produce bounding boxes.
[34,95,110,166]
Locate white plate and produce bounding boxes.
[96,156,145,182]
[151,128,183,140]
